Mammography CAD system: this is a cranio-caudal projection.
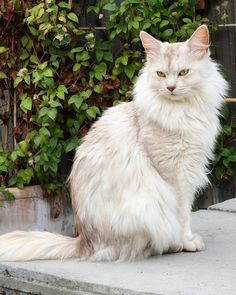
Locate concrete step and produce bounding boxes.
[208,197,236,213]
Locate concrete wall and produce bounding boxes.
[0,186,73,236]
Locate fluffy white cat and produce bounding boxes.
[0,25,228,261]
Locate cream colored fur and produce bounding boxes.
[0,26,228,261]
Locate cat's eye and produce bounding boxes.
[179,69,189,76]
[157,71,166,78]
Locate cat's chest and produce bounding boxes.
[139,116,217,180]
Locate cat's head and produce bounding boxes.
[140,25,210,101]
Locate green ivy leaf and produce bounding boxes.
[183,18,192,24]
[40,127,51,137]
[103,52,113,62]
[20,50,29,60]
[18,141,29,154]
[215,166,222,180]
[13,77,23,88]
[227,167,234,176]
[120,55,129,66]
[0,71,7,79]
[38,61,48,70]
[86,106,100,119]
[24,74,31,86]
[57,85,68,100]
[8,177,17,187]
[47,108,57,120]
[162,29,173,38]
[17,167,34,185]
[0,46,8,54]
[10,151,18,162]
[49,161,58,174]
[67,12,79,22]
[71,47,84,53]
[87,6,99,13]
[20,97,32,113]
[110,30,117,40]
[29,26,39,36]
[73,63,81,72]
[81,90,92,99]
[229,155,236,162]
[39,107,49,118]
[49,101,62,108]
[65,137,79,153]
[223,125,232,136]
[142,21,152,30]
[94,85,102,93]
[96,50,103,62]
[49,138,57,149]
[221,148,231,157]
[160,20,169,28]
[98,41,112,50]
[76,51,90,62]
[42,68,53,77]
[58,1,69,8]
[94,63,107,80]
[223,159,230,167]
[21,36,29,47]
[124,64,135,80]
[30,55,38,64]
[103,3,117,11]
[132,20,139,30]
[0,188,15,201]
[68,95,83,110]
[221,106,230,118]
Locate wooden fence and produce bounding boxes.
[205,0,236,206]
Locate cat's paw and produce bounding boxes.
[183,233,205,252]
[168,244,183,253]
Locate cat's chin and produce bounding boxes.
[163,94,187,102]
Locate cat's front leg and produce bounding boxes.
[181,205,205,252]
[178,190,205,252]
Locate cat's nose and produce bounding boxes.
[167,86,176,92]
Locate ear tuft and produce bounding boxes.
[140,31,162,55]
[188,25,209,53]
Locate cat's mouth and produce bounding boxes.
[166,92,185,102]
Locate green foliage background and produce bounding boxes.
[0,0,234,196]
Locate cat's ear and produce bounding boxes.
[140,31,162,58]
[187,25,209,55]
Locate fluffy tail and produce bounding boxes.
[0,231,79,261]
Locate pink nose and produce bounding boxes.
[167,86,176,92]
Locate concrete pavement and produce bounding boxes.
[0,201,236,295]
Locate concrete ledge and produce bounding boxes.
[0,210,236,295]
[208,198,236,213]
[0,265,152,295]
[0,185,44,201]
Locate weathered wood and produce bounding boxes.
[196,0,206,10]
[196,0,236,208]
[207,0,236,97]
[225,98,236,102]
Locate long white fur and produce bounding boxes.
[0,26,228,261]
[0,231,79,261]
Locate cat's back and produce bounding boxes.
[76,101,138,159]
[70,101,140,203]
